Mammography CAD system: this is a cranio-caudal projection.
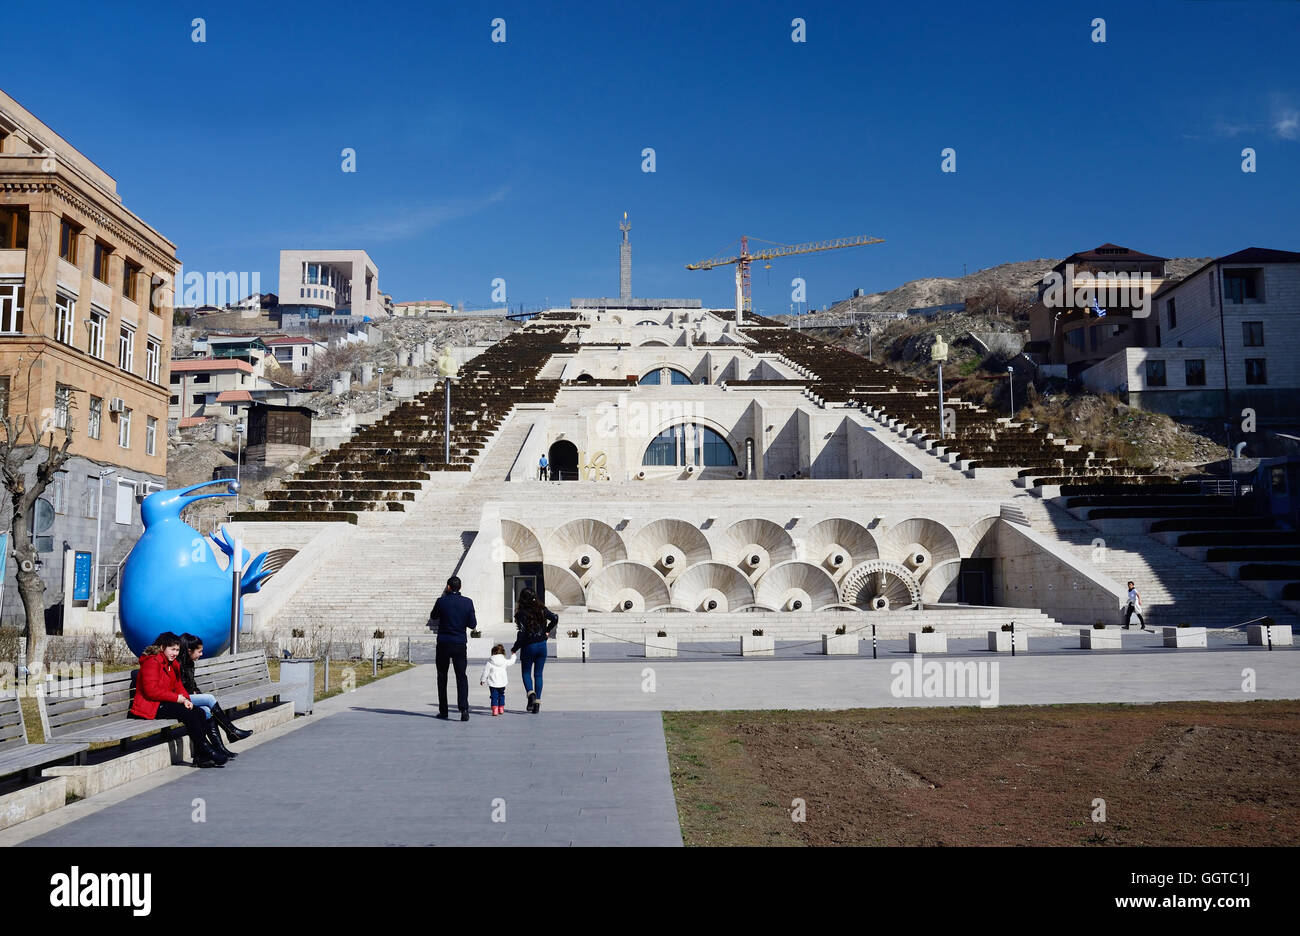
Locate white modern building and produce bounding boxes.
[276,249,383,328]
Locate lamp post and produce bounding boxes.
[931,335,949,440]
[233,421,246,511]
[437,347,459,464]
[93,467,116,608]
[376,366,384,413]
[1007,365,1015,418]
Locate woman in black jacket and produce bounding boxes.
[178,633,253,760]
[510,588,558,713]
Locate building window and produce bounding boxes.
[1166,298,1177,330]
[122,259,141,301]
[1242,321,1264,347]
[87,311,106,358]
[1184,359,1206,387]
[88,396,102,439]
[54,384,72,429]
[1223,270,1261,303]
[148,274,161,315]
[92,241,113,283]
[1144,360,1167,388]
[1245,358,1267,385]
[0,282,23,332]
[145,416,157,456]
[0,206,29,249]
[59,219,80,264]
[146,340,161,383]
[118,326,135,373]
[642,424,737,467]
[1065,328,1084,351]
[169,394,178,405]
[52,292,80,343]
[118,407,132,448]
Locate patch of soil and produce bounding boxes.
[665,702,1300,846]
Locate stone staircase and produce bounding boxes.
[1015,495,1300,630]
[266,418,535,637]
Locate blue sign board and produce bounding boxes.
[73,551,92,602]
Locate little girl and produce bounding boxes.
[479,644,518,715]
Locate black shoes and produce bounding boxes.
[527,691,537,713]
[214,704,252,742]
[435,712,450,720]
[532,698,541,714]
[461,711,470,721]
[194,736,228,768]
[208,723,238,760]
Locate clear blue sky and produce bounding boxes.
[5,0,1298,313]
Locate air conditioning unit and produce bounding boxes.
[133,481,152,501]
[109,397,126,413]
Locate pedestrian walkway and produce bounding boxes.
[18,669,682,847]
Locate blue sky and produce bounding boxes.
[5,0,1298,313]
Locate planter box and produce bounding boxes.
[1247,624,1294,647]
[822,634,859,655]
[987,630,1029,652]
[1080,628,1122,649]
[908,632,947,653]
[645,636,678,658]
[1162,626,1207,648]
[465,637,494,659]
[741,635,775,656]
[555,636,585,659]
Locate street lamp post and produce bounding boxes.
[233,422,246,511]
[93,467,116,608]
[931,335,949,440]
[1007,366,1015,418]
[437,348,459,464]
[376,366,384,413]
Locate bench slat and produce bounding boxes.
[0,742,89,775]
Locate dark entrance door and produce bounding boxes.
[548,440,579,481]
[957,558,993,605]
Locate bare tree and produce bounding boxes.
[0,389,75,660]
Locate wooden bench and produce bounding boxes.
[1,692,89,781]
[37,651,280,749]
[192,651,281,710]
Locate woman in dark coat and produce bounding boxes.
[127,631,226,768]
[510,588,558,713]
[178,633,252,761]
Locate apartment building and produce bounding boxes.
[393,299,453,316]
[264,335,325,375]
[0,88,178,624]
[1026,243,1168,376]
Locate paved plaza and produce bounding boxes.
[5,642,1296,847]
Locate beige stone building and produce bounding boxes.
[0,88,178,622]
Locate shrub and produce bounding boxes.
[656,630,667,638]
[1000,623,1013,632]
[567,630,578,638]
[751,629,765,637]
[1093,622,1106,629]
[921,625,935,634]
[834,625,847,635]
[1178,621,1190,628]
[470,630,482,639]
[292,628,305,639]
[372,630,385,639]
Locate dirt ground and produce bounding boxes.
[663,701,1300,846]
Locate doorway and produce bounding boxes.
[548,440,579,481]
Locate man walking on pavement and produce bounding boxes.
[429,575,477,720]
[1123,580,1146,630]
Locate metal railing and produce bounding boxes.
[1194,479,1239,498]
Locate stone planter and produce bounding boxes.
[465,637,494,658]
[909,632,947,654]
[645,636,678,658]
[822,634,859,655]
[1247,624,1293,646]
[741,635,775,656]
[1080,628,1122,649]
[1162,626,1207,648]
[987,630,1028,652]
[555,636,585,658]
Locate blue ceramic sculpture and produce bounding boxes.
[119,480,273,657]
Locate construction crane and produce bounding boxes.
[686,234,884,323]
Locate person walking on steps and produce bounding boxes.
[1123,581,1146,630]
[480,644,518,715]
[511,588,559,714]
[178,633,252,762]
[429,575,477,720]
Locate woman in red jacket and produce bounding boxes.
[128,631,228,768]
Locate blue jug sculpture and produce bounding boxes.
[119,479,274,657]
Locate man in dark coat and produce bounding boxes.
[429,576,477,720]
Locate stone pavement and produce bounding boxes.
[10,644,1298,846]
[18,672,682,847]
